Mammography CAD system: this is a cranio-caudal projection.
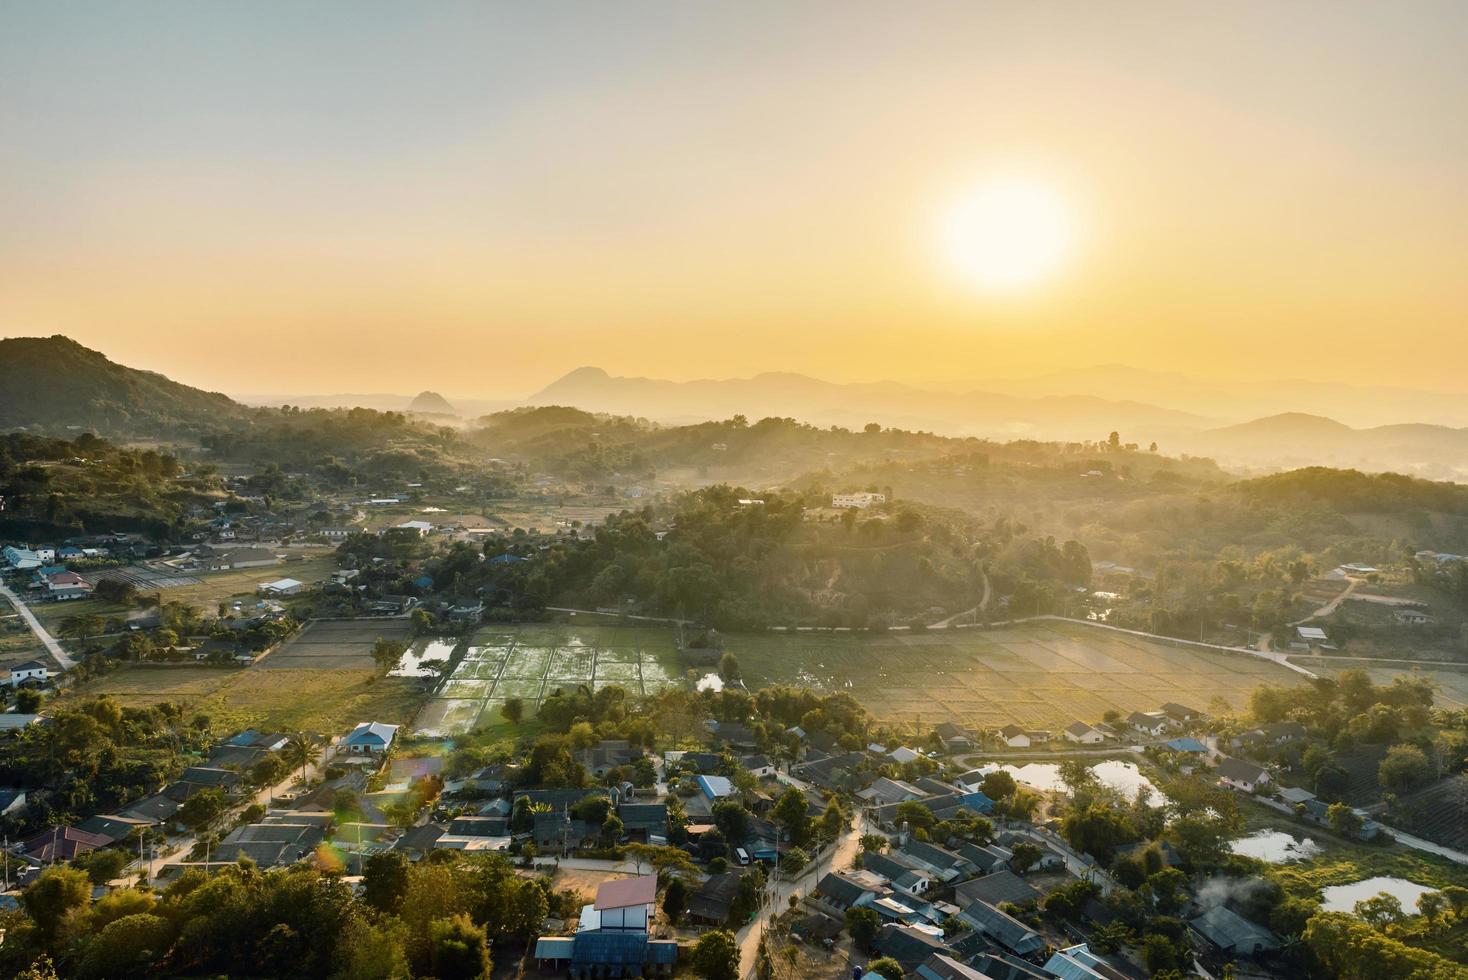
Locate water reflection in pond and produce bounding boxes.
[999,760,1168,805]
[1229,830,1321,863]
[1321,876,1438,914]
[696,672,724,692]
[391,639,457,678]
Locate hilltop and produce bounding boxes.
[0,335,251,437]
[406,390,457,415]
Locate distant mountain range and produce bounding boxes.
[967,363,1468,430]
[1175,412,1468,479]
[526,366,1212,444]
[5,335,1468,479]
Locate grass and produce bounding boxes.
[27,595,131,632]
[1238,798,1468,897]
[61,664,423,737]
[151,556,341,610]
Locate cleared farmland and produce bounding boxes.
[61,664,421,735]
[725,620,1304,729]
[261,619,413,670]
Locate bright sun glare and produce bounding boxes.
[941,178,1075,293]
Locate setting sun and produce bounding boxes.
[940,178,1076,293]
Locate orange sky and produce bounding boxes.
[2,2,1466,399]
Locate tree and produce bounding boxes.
[75,912,173,980]
[411,608,434,634]
[773,787,812,846]
[712,799,750,842]
[371,637,407,674]
[1009,841,1043,874]
[179,788,226,830]
[21,867,92,946]
[718,651,741,684]
[691,929,740,980]
[15,688,43,713]
[860,834,888,853]
[500,697,525,725]
[893,800,935,832]
[782,847,809,873]
[663,878,688,923]
[1353,893,1406,930]
[1326,801,1364,837]
[1057,759,1097,798]
[363,851,411,914]
[427,914,491,980]
[866,957,905,980]
[845,906,880,948]
[980,770,1017,801]
[1378,743,1430,792]
[75,847,130,885]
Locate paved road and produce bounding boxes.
[930,569,991,630]
[0,583,76,670]
[141,742,338,879]
[736,815,867,978]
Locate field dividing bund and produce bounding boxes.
[412,623,682,736]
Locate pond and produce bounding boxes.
[695,672,724,692]
[1229,830,1321,863]
[391,639,458,678]
[999,760,1168,805]
[1321,876,1439,914]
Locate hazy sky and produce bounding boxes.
[2,1,1466,399]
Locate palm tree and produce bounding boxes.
[283,733,321,785]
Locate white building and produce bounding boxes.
[998,725,1031,749]
[3,660,50,688]
[258,578,305,597]
[832,492,887,509]
[1064,722,1105,745]
[391,521,434,536]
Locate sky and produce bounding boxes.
[1,1,1466,400]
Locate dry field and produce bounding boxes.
[62,663,421,735]
[729,620,1304,730]
[261,619,413,670]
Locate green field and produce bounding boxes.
[723,621,1304,729]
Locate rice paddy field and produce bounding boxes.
[412,623,683,736]
[726,620,1302,729]
[412,618,1302,735]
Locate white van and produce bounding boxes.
[735,847,751,866]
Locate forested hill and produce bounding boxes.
[0,336,252,437]
[470,406,996,485]
[505,484,1092,628]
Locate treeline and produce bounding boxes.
[0,850,573,980]
[0,432,205,539]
